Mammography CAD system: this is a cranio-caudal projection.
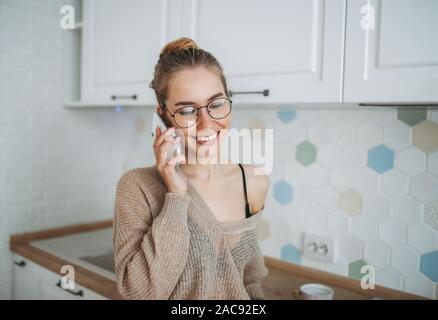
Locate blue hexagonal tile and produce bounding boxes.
[420,250,438,282]
[277,110,297,124]
[273,180,293,205]
[367,144,395,174]
[281,244,302,264]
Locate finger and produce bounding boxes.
[167,153,186,166]
[156,127,175,147]
[158,137,181,163]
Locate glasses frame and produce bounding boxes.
[163,97,233,128]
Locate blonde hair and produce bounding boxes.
[149,37,229,108]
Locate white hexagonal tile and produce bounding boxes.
[411,173,438,203]
[329,166,354,192]
[318,144,342,168]
[363,191,391,221]
[345,109,371,126]
[298,109,321,125]
[270,217,294,246]
[364,240,390,269]
[354,166,379,194]
[305,163,329,189]
[351,215,378,244]
[331,120,355,147]
[342,143,367,169]
[407,224,437,254]
[259,239,281,259]
[316,186,339,214]
[274,139,295,165]
[308,121,328,145]
[288,121,308,144]
[391,246,419,275]
[338,234,364,262]
[371,109,398,126]
[396,146,427,177]
[375,266,403,290]
[383,121,411,151]
[379,220,406,248]
[404,273,435,299]
[327,210,350,236]
[299,203,327,232]
[394,195,423,226]
[428,151,438,178]
[356,122,383,148]
[319,110,344,124]
[379,171,409,199]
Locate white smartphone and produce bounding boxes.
[151,111,182,171]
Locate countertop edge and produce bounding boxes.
[10,219,427,300]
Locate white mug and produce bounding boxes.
[293,283,334,300]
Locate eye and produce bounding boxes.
[209,99,225,109]
[177,107,197,116]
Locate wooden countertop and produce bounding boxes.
[10,220,426,300]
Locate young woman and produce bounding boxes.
[113,37,269,300]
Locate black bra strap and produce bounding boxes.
[238,164,252,218]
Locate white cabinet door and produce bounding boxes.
[81,0,174,105]
[178,0,346,104]
[13,255,37,300]
[344,0,438,103]
[12,254,107,300]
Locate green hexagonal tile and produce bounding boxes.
[296,140,317,166]
[413,121,438,154]
[349,259,368,280]
[397,108,427,127]
[340,189,363,216]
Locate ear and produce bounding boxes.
[155,105,161,114]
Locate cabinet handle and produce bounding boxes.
[14,260,26,267]
[111,94,137,101]
[228,89,269,97]
[56,280,84,297]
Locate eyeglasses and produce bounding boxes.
[164,97,232,128]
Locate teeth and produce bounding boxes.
[197,132,217,142]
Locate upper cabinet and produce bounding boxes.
[178,0,345,104]
[81,0,173,105]
[77,0,438,106]
[343,0,438,103]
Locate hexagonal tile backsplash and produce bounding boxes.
[234,107,438,299]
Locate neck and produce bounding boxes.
[181,162,225,182]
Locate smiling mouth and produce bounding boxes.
[193,131,220,144]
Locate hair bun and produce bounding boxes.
[160,37,199,56]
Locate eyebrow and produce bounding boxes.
[174,92,224,107]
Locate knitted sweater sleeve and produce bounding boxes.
[112,172,191,299]
[243,241,269,300]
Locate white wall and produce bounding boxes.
[0,0,155,299]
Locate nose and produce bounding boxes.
[196,106,214,130]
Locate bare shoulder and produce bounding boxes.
[241,164,270,213]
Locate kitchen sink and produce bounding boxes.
[78,251,115,274]
[30,228,116,280]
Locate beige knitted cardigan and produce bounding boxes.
[112,166,268,300]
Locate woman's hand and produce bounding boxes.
[153,126,187,194]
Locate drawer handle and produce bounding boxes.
[228,89,269,97]
[14,260,26,268]
[56,280,84,297]
[111,94,137,101]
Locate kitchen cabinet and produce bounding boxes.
[77,0,438,106]
[12,254,107,300]
[343,0,438,103]
[79,0,345,105]
[179,0,345,104]
[80,0,176,105]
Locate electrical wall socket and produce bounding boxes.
[303,233,337,263]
